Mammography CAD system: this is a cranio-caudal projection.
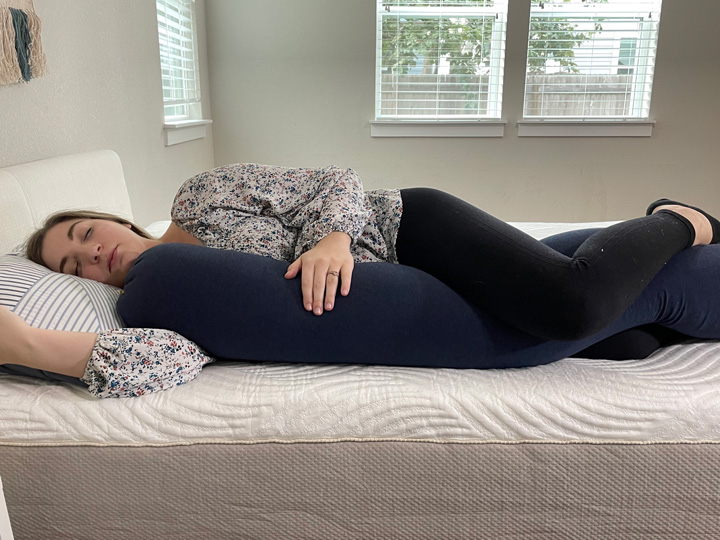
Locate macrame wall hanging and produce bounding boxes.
[0,0,46,85]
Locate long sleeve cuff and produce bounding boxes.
[81,329,215,398]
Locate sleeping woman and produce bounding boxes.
[1,163,720,397]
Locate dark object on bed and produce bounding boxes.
[541,228,687,359]
[118,242,673,370]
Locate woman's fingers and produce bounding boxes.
[284,259,301,280]
[298,260,318,313]
[295,259,353,315]
[311,263,330,315]
[322,262,353,311]
[287,231,354,315]
[286,258,318,313]
[324,269,341,312]
[339,262,353,297]
[323,260,354,311]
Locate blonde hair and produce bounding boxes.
[26,210,152,268]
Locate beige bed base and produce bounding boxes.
[3,441,719,539]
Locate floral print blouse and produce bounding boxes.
[81,164,403,398]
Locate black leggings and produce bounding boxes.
[395,188,695,341]
[537,228,687,359]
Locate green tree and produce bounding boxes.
[382,12,494,76]
[382,0,496,76]
[381,0,605,76]
[527,1,604,74]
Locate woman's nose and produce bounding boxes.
[86,244,102,263]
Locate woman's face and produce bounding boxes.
[41,219,153,287]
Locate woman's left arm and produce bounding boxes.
[283,166,368,315]
[174,164,370,315]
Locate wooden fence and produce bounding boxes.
[379,74,636,117]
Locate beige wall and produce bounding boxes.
[2,1,717,224]
[0,0,215,225]
[205,0,720,222]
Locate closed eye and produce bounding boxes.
[73,228,90,276]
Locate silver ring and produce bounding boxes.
[327,270,340,278]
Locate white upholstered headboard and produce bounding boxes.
[0,150,133,254]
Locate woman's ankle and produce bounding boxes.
[652,204,712,246]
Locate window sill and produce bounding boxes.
[370,121,505,138]
[163,119,213,146]
[517,120,654,138]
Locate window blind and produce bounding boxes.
[157,0,201,121]
[376,0,508,120]
[524,0,662,119]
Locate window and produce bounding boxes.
[523,0,662,119]
[376,0,509,121]
[617,38,637,75]
[156,0,202,122]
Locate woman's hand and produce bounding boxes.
[285,232,354,315]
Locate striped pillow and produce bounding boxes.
[0,253,124,383]
[0,254,123,331]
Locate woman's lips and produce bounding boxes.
[108,246,118,273]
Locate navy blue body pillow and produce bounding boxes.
[117,242,681,370]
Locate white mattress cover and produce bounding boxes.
[2,222,719,446]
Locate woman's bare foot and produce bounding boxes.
[651,204,713,246]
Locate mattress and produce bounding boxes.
[4,220,720,540]
[1,341,719,446]
[1,219,719,447]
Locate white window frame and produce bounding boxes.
[521,0,662,125]
[157,0,211,144]
[373,0,509,137]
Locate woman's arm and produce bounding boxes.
[85,327,215,398]
[1,305,214,398]
[172,164,371,314]
[0,305,94,378]
[172,164,370,247]
[288,166,370,255]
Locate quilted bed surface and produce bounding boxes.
[2,222,719,446]
[2,341,720,445]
